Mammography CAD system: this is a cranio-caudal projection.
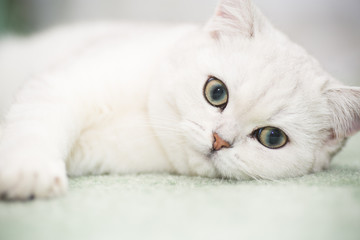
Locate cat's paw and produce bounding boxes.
[0,156,67,200]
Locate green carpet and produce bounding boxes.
[1,134,359,240]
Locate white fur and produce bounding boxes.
[0,0,359,200]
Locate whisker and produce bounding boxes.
[115,132,187,147]
[238,158,280,182]
[227,157,261,181]
[184,119,206,132]
[235,160,261,182]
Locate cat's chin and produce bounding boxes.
[204,151,250,180]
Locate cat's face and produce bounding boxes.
[149,0,360,179]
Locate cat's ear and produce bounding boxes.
[325,87,360,138]
[205,0,267,38]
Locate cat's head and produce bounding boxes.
[149,0,360,179]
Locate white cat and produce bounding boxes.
[0,0,359,200]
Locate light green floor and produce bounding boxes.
[0,135,359,240]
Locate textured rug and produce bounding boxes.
[1,134,359,240]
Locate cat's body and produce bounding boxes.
[0,0,359,200]
[0,22,195,197]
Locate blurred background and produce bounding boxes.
[0,0,359,85]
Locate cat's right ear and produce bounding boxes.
[325,87,360,139]
[204,0,267,39]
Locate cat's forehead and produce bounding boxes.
[205,35,325,89]
[207,36,316,81]
[198,35,329,125]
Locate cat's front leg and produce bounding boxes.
[0,79,83,200]
[0,146,68,200]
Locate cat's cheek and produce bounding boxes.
[210,153,251,180]
[184,149,218,177]
[214,140,315,180]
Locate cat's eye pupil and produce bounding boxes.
[211,86,225,100]
[268,129,282,145]
[204,77,228,109]
[256,127,288,149]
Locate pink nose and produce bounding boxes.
[213,133,230,151]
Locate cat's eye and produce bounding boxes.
[254,127,288,149]
[203,77,228,110]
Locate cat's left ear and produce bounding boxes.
[325,87,360,138]
[205,0,268,38]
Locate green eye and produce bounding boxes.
[203,77,229,109]
[255,127,288,149]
